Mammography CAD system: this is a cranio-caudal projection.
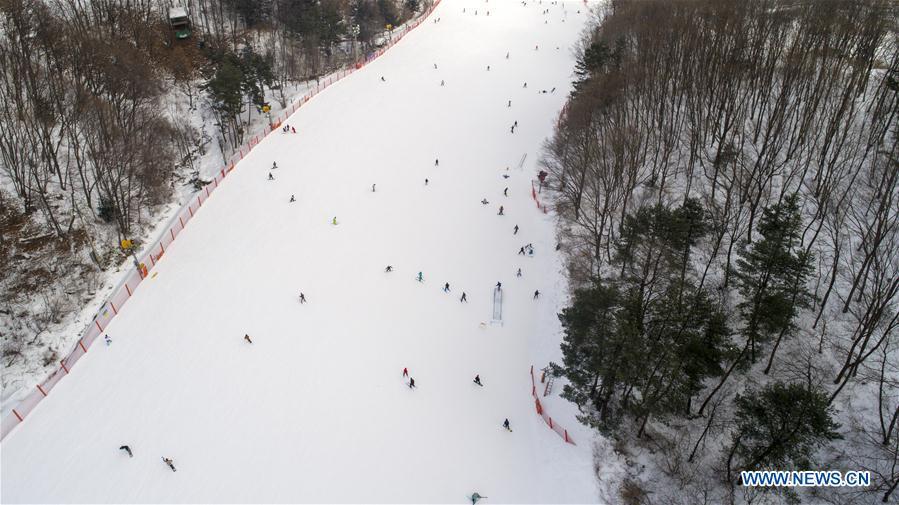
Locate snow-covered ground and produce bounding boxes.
[1,1,602,502]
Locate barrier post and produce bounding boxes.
[61,360,69,374]
[13,410,23,422]
[78,339,87,353]
[37,385,47,396]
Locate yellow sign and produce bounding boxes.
[261,104,271,113]
[121,239,133,250]
[386,24,392,30]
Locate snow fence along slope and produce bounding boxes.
[0,0,442,442]
[1,1,599,502]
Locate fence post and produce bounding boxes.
[94,320,102,331]
[549,417,553,429]
[37,384,47,397]
[61,360,69,374]
[564,430,570,443]
[125,283,132,297]
[13,410,23,422]
[111,302,117,315]
[79,339,87,353]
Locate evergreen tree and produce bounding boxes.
[728,382,841,483]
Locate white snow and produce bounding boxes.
[1,1,601,502]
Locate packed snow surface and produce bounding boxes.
[1,1,599,502]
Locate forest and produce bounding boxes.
[0,0,423,409]
[543,0,898,503]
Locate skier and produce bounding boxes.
[518,247,526,255]
[372,183,376,192]
[470,492,487,504]
[434,63,437,69]
[503,419,511,431]
[517,268,522,277]
[268,173,274,180]
[385,265,393,272]
[474,374,482,386]
[380,76,386,82]
[496,281,502,290]
[435,158,439,166]
[272,161,278,169]
[408,377,416,389]
[291,127,296,134]
[460,292,467,302]
[105,334,112,346]
[498,206,504,215]
[510,125,515,134]
[504,187,508,196]
[481,198,489,205]
[332,216,338,225]
[514,120,518,127]
[119,445,133,458]
[162,457,176,472]
[299,293,306,304]
[417,272,424,282]
[551,87,556,93]
[534,290,540,299]
[425,178,429,185]
[523,82,527,88]
[487,65,490,71]
[507,99,511,107]
[444,282,451,292]
[244,334,253,344]
[403,367,409,377]
[289,195,295,202]
[441,80,445,86]
[506,51,510,58]
[513,224,519,234]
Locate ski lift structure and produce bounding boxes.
[168,6,191,40]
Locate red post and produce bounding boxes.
[95,320,102,331]
[126,283,132,297]
[189,206,194,217]
[179,217,185,229]
[549,417,554,429]
[61,360,69,374]
[160,242,165,254]
[564,430,570,443]
[170,229,175,241]
[37,384,47,397]
[197,195,202,206]
[111,302,118,315]
[13,409,23,422]
[79,339,87,353]
[206,185,210,197]
[221,169,225,178]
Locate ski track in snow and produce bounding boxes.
[1,1,601,502]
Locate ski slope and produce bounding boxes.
[1,1,599,502]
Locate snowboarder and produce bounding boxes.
[425,178,429,185]
[513,224,519,234]
[470,492,487,504]
[119,445,133,457]
[268,173,274,180]
[504,187,508,196]
[435,158,439,166]
[516,268,522,277]
[506,51,510,58]
[372,183,376,192]
[417,272,424,282]
[486,65,490,71]
[291,127,296,134]
[460,292,467,302]
[481,198,489,205]
[332,216,338,225]
[105,334,112,346]
[272,161,278,169]
[244,334,253,344]
[299,293,306,304]
[162,457,176,472]
[408,377,416,389]
[496,281,502,290]
[503,419,511,431]
[507,99,511,107]
[403,367,409,377]
[385,265,393,272]
[534,290,540,299]
[289,195,295,202]
[434,63,437,69]
[518,247,526,255]
[474,375,482,386]
[510,125,515,133]
[380,76,386,82]
[444,282,451,292]
[514,120,518,127]
[441,80,445,86]
[523,82,527,88]
[551,87,556,93]
[498,206,504,215]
